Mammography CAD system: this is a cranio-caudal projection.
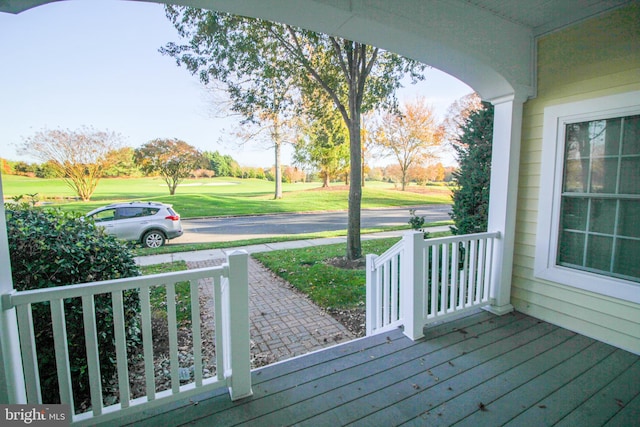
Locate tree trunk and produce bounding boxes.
[322,171,330,187]
[274,121,283,199]
[274,142,282,199]
[346,115,362,260]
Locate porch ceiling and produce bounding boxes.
[462,0,631,36]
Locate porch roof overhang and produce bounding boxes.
[0,0,632,102]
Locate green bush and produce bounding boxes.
[5,199,141,408]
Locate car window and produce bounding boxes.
[116,207,143,219]
[115,207,160,219]
[141,208,160,217]
[91,208,116,223]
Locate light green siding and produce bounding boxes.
[514,3,640,354]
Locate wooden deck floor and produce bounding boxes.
[125,310,640,427]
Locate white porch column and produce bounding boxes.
[484,94,526,315]
[0,172,27,403]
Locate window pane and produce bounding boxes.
[564,123,591,193]
[563,159,588,192]
[117,207,142,218]
[619,157,640,194]
[622,115,640,155]
[590,157,618,193]
[585,235,613,272]
[566,122,591,157]
[602,118,621,156]
[558,231,584,266]
[561,197,588,230]
[613,238,640,281]
[92,209,116,222]
[587,118,620,157]
[589,199,616,234]
[618,201,640,238]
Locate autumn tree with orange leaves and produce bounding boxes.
[19,126,123,201]
[373,98,443,190]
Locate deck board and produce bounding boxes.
[604,386,640,427]
[121,311,640,427]
[506,349,639,426]
[348,326,578,427]
[302,315,548,426]
[555,359,640,427]
[449,339,615,427]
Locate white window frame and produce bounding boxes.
[535,90,640,304]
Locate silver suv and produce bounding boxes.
[86,202,183,248]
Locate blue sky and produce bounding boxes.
[0,0,473,168]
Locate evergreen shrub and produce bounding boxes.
[5,199,141,407]
[450,101,494,235]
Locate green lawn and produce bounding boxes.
[139,261,191,325]
[253,232,451,310]
[2,175,452,218]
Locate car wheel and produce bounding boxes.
[142,230,166,248]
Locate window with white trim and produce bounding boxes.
[535,91,640,303]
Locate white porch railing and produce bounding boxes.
[366,231,501,340]
[1,250,252,426]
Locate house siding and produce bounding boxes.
[513,3,640,354]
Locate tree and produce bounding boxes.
[411,161,446,184]
[162,7,425,259]
[162,8,299,200]
[430,162,446,182]
[1,158,12,175]
[18,126,123,201]
[374,98,442,190]
[203,150,236,177]
[440,93,482,147]
[102,147,141,177]
[134,138,202,195]
[294,94,350,187]
[449,101,494,235]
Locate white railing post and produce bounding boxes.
[0,172,27,404]
[225,250,253,400]
[401,231,425,340]
[365,254,378,336]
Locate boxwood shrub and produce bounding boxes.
[5,200,141,408]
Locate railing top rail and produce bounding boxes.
[371,239,405,269]
[5,265,227,308]
[418,230,500,247]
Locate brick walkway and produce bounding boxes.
[188,257,355,368]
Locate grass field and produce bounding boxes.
[2,175,452,218]
[253,231,450,310]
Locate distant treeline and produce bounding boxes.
[1,151,455,185]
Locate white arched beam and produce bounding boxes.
[3,0,534,101]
